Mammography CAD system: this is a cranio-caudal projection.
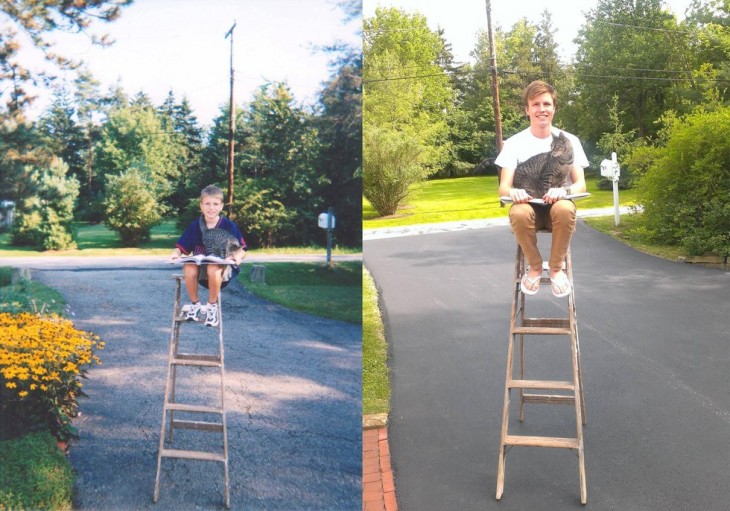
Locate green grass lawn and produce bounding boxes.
[362,267,389,416]
[238,261,362,325]
[363,175,638,229]
[0,221,361,258]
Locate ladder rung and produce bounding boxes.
[166,403,223,414]
[513,326,571,335]
[523,393,575,404]
[504,435,579,449]
[509,379,574,390]
[171,356,221,367]
[176,353,221,363]
[160,448,226,463]
[171,419,224,432]
[522,318,570,328]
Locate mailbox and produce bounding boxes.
[318,212,335,229]
[600,152,620,180]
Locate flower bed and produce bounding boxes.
[0,312,104,442]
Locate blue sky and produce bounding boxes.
[21,0,360,127]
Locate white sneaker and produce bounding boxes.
[184,302,202,321]
[204,302,219,327]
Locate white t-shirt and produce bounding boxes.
[495,127,589,171]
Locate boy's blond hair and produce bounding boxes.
[523,80,558,109]
[201,185,224,201]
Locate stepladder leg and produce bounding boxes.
[496,444,506,500]
[579,446,587,504]
[496,331,515,500]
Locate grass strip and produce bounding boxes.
[238,261,362,325]
[582,213,685,261]
[362,267,389,416]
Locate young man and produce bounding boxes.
[496,80,589,297]
[169,185,246,326]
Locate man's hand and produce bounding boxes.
[509,188,533,204]
[543,187,567,204]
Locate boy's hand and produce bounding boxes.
[169,249,181,261]
[227,251,246,265]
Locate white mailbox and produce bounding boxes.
[600,152,621,180]
[318,212,335,229]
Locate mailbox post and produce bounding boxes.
[318,207,335,267]
[600,152,621,226]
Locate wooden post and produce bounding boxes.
[225,21,237,219]
[486,0,503,179]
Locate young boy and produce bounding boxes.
[169,185,247,326]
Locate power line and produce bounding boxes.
[594,20,692,35]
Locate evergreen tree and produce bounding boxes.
[11,157,79,250]
[38,86,86,189]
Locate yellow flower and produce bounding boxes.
[5,381,16,389]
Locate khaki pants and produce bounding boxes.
[509,200,577,273]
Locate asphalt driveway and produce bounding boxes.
[364,220,730,511]
[19,258,361,510]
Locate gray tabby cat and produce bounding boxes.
[200,218,244,261]
[513,132,573,199]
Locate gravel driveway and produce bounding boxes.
[28,261,361,510]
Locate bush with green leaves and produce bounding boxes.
[363,125,429,217]
[637,106,730,256]
[0,430,74,510]
[104,167,165,246]
[232,178,291,248]
[11,158,79,251]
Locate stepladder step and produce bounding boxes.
[504,435,580,450]
[508,379,574,391]
[171,354,221,367]
[171,419,224,432]
[160,448,226,463]
[165,402,223,414]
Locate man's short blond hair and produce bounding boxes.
[523,80,558,109]
[201,185,224,201]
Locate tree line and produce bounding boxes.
[364,0,730,256]
[0,0,362,250]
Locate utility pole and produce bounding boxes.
[485,0,503,180]
[225,21,237,218]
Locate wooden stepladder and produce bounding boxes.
[154,275,230,508]
[496,238,587,504]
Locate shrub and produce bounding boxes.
[0,429,74,510]
[637,106,730,256]
[363,125,428,217]
[104,167,165,246]
[0,312,104,442]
